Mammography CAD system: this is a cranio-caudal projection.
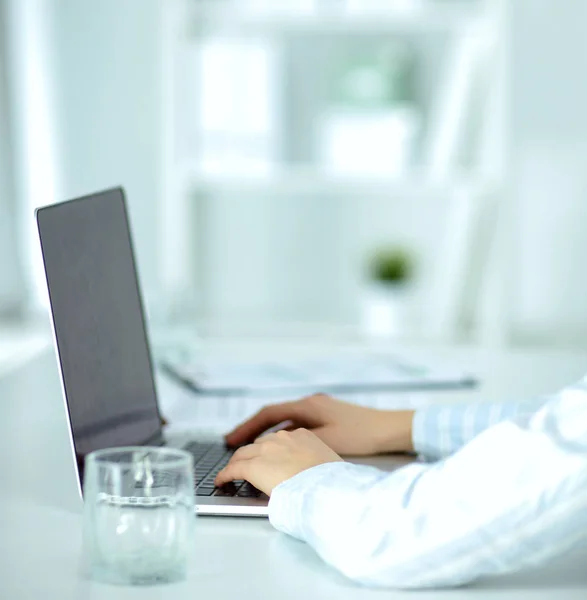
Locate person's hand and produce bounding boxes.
[224,393,415,457]
[215,428,343,495]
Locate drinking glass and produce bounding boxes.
[83,447,195,585]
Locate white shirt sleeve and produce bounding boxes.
[268,384,587,589]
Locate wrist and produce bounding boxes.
[374,409,415,454]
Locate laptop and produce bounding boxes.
[35,187,415,517]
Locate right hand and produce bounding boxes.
[224,393,415,456]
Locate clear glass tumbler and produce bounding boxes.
[82,447,195,585]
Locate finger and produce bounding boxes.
[224,402,308,446]
[258,419,296,437]
[230,444,260,461]
[215,459,251,487]
[215,444,260,485]
[254,431,279,445]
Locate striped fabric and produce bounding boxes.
[412,395,553,460]
[268,379,587,588]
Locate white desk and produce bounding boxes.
[2,341,587,599]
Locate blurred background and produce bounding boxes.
[1,0,587,353]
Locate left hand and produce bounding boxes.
[215,428,343,495]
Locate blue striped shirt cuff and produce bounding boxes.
[412,397,552,460]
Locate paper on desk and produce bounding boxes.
[161,351,476,396]
[156,370,433,435]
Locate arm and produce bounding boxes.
[269,385,587,588]
[224,388,556,461]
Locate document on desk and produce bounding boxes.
[159,351,476,397]
[157,369,435,434]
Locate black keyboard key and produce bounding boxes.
[196,486,216,496]
[185,443,212,457]
[237,483,262,498]
[190,450,208,460]
[207,458,224,465]
[185,442,225,462]
[214,483,239,497]
[184,442,235,491]
[198,464,217,471]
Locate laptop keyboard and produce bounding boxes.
[184,441,263,498]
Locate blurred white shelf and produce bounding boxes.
[181,166,492,196]
[187,1,487,37]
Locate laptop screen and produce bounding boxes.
[36,188,162,467]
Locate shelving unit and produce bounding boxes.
[159,0,506,343]
[180,165,492,196]
[186,2,487,36]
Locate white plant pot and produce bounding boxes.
[319,107,419,177]
[362,282,410,338]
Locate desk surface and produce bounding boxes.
[2,339,587,599]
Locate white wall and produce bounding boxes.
[196,193,458,334]
[0,1,25,316]
[48,0,163,310]
[509,0,587,345]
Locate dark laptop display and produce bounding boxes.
[36,188,163,463]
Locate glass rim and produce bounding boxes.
[86,446,193,468]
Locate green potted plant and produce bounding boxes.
[363,245,416,337]
[369,246,414,286]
